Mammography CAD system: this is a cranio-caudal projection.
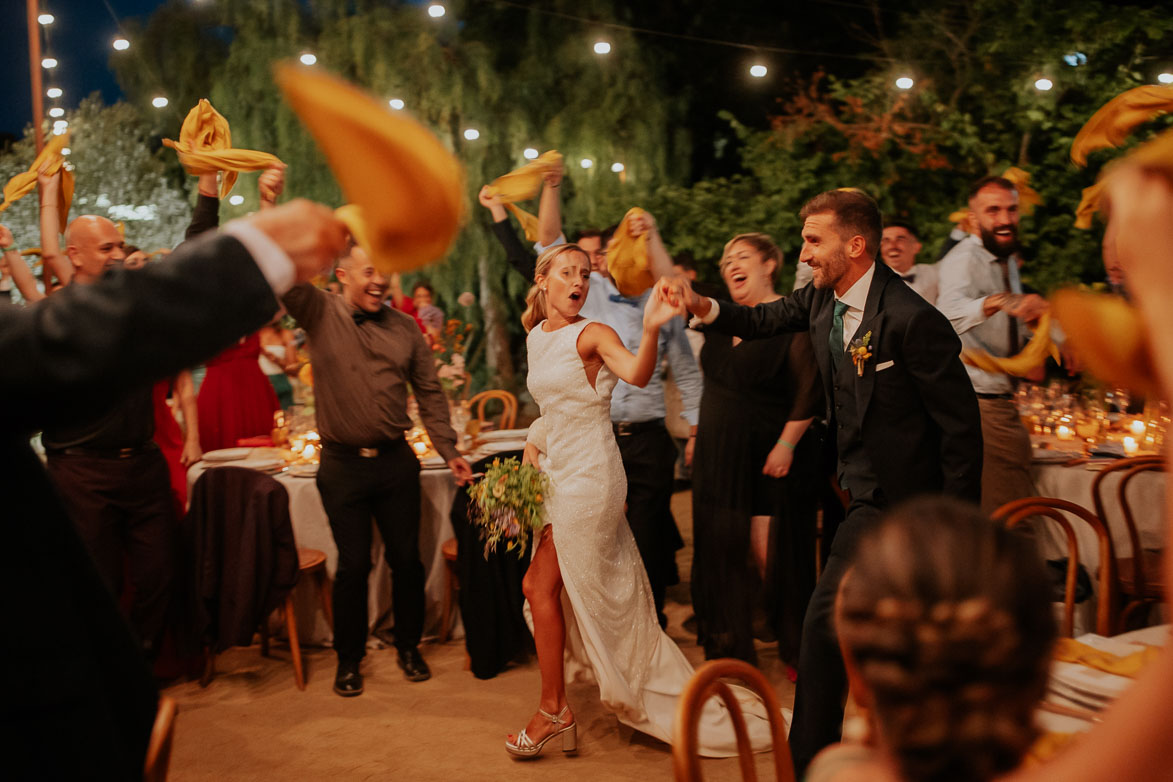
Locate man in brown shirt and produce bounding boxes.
[283,240,472,697]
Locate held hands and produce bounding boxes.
[656,276,707,317]
[448,457,474,486]
[762,442,794,478]
[241,199,348,283]
[642,280,688,330]
[1005,293,1048,326]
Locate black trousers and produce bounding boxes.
[46,449,177,655]
[317,441,423,662]
[788,494,885,776]
[614,424,683,626]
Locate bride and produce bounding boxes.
[508,242,773,759]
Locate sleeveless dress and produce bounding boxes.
[525,318,774,757]
[197,333,279,452]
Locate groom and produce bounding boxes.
[673,188,982,774]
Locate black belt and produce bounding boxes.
[612,418,665,437]
[321,440,403,458]
[45,443,158,459]
[976,393,1013,400]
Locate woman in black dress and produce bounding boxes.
[690,233,823,666]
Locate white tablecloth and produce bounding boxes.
[186,436,527,646]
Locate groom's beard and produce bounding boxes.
[979,224,1019,258]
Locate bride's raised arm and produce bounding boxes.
[578,285,685,389]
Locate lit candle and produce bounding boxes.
[1056,425,1074,441]
[412,441,428,456]
[1123,436,1138,455]
[1129,419,1147,436]
[306,430,320,442]
[302,443,316,460]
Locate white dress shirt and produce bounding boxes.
[895,263,939,305]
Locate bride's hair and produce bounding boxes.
[521,243,589,332]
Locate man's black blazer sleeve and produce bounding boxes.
[489,217,536,281]
[185,193,221,242]
[902,305,983,502]
[0,232,280,432]
[709,282,815,339]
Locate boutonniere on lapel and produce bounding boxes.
[849,331,873,377]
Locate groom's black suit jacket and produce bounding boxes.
[711,261,982,506]
[0,232,281,778]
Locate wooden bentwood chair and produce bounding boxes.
[673,658,794,782]
[468,390,518,432]
[143,696,178,782]
[991,497,1115,637]
[1091,456,1167,632]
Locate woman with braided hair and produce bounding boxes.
[808,497,1057,782]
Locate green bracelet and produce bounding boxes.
[777,437,796,450]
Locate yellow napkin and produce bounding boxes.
[1052,637,1162,678]
[606,207,653,297]
[162,99,283,198]
[1024,732,1079,766]
[1051,289,1158,395]
[486,151,562,242]
[961,312,1061,377]
[1001,166,1043,215]
[274,64,465,274]
[0,132,74,221]
[1071,85,1173,166]
[333,204,372,258]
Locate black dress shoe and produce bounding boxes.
[334,660,364,697]
[396,647,431,682]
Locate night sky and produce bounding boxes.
[1,1,165,139]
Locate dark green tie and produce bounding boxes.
[829,299,849,361]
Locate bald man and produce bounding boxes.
[42,214,178,661]
[282,239,472,696]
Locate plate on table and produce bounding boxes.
[1032,449,1083,463]
[477,429,528,442]
[201,448,252,463]
[289,463,318,478]
[234,458,285,474]
[420,454,447,469]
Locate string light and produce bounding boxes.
[61,148,71,156]
[42,58,58,69]
[523,148,539,160]
[299,52,317,65]
[610,162,624,173]
[428,4,446,18]
[749,64,767,78]
[112,38,130,51]
[46,87,63,99]
[580,158,593,169]
[1034,77,1054,91]
[38,13,54,25]
[594,41,611,55]
[49,108,64,118]
[388,98,405,110]
[1159,73,1173,85]
[463,128,480,140]
[152,96,169,108]
[228,195,245,206]
[895,76,914,90]
[52,120,68,136]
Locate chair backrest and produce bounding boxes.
[672,658,794,782]
[991,497,1116,636]
[1091,455,1164,531]
[143,696,178,782]
[1117,460,1167,595]
[469,389,518,431]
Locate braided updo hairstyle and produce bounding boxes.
[521,243,589,333]
[838,498,1057,782]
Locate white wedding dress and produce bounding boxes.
[525,318,775,757]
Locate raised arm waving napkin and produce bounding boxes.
[486,151,562,242]
[0,132,74,221]
[163,99,282,198]
[274,63,464,274]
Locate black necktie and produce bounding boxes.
[352,307,385,326]
[901,273,915,284]
[997,259,1019,352]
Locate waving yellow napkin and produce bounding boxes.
[1051,289,1158,394]
[606,207,653,297]
[1071,85,1173,166]
[275,64,464,274]
[162,99,283,198]
[486,151,562,242]
[0,132,74,221]
[961,312,1061,377]
[1052,637,1162,678]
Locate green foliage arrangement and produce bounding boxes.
[467,456,549,559]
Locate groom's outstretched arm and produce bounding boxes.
[676,277,815,340]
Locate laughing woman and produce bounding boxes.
[510,243,773,759]
[691,233,824,667]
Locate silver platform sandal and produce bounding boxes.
[505,706,577,759]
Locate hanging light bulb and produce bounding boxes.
[895,76,915,90]
[42,58,58,69]
[428,4,446,18]
[1034,77,1054,91]
[594,41,611,55]
[48,107,64,118]
[463,128,480,141]
[388,98,405,110]
[749,64,768,78]
[228,195,245,206]
[1158,73,1173,85]
[610,162,624,173]
[38,13,55,25]
[580,158,593,169]
[299,52,317,66]
[47,87,63,99]
[523,148,539,160]
[112,38,130,51]
[152,96,169,109]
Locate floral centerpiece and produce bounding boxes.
[433,317,475,400]
[467,457,549,558]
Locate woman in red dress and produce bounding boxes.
[197,333,279,452]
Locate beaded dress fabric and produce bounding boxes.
[525,318,772,756]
